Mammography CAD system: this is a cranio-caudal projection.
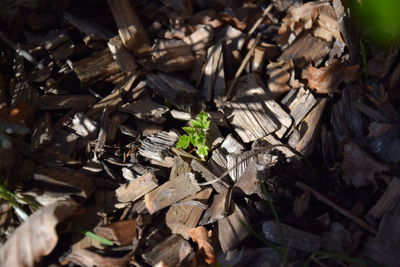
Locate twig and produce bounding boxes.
[225,34,261,100]
[248,4,274,37]
[296,181,377,235]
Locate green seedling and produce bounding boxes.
[176,111,210,160]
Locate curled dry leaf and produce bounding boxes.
[307,59,359,94]
[189,226,216,265]
[0,201,78,267]
[278,1,342,45]
[341,142,389,188]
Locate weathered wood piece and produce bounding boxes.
[202,42,225,104]
[282,87,318,127]
[115,173,158,203]
[262,221,321,252]
[221,73,292,142]
[31,112,53,151]
[234,163,262,197]
[107,0,150,55]
[150,39,195,72]
[72,49,120,87]
[146,73,202,112]
[170,156,191,179]
[119,98,169,125]
[50,41,75,62]
[367,178,400,221]
[69,112,98,138]
[41,29,70,50]
[44,129,80,161]
[279,33,331,67]
[107,35,137,72]
[208,134,244,177]
[144,173,201,214]
[218,204,250,252]
[32,167,94,202]
[252,46,266,72]
[39,95,96,110]
[362,237,400,267]
[294,99,327,155]
[138,130,178,167]
[227,151,256,182]
[86,72,138,118]
[191,159,231,193]
[200,189,231,225]
[142,235,192,266]
[183,25,213,54]
[166,187,212,239]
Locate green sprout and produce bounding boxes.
[176,111,210,159]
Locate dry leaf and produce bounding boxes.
[293,191,310,218]
[94,218,137,246]
[279,1,342,45]
[307,59,359,94]
[0,201,78,267]
[189,226,216,265]
[341,142,389,187]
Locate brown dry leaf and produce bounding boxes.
[189,226,216,265]
[63,248,131,267]
[278,1,342,45]
[0,201,78,267]
[341,142,389,188]
[266,59,294,96]
[94,218,137,246]
[307,59,359,94]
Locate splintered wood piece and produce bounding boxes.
[191,159,231,193]
[33,167,94,200]
[295,99,327,155]
[108,35,137,72]
[144,173,201,214]
[94,218,137,246]
[227,151,256,182]
[50,41,75,62]
[138,131,178,167]
[252,46,266,72]
[262,221,321,252]
[367,178,400,221]
[39,95,96,110]
[107,0,150,55]
[282,87,318,127]
[362,237,400,267]
[63,12,113,40]
[95,108,109,154]
[42,29,70,50]
[222,73,292,142]
[234,163,262,197]
[203,42,225,104]
[142,235,192,266]
[119,98,169,125]
[170,156,191,179]
[31,112,53,151]
[146,73,202,111]
[72,49,120,87]
[150,39,196,72]
[200,189,231,225]
[166,187,213,239]
[115,173,158,203]
[69,112,98,137]
[183,25,213,54]
[86,72,138,118]
[218,204,249,252]
[44,129,79,161]
[279,33,331,67]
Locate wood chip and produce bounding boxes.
[200,189,232,225]
[144,173,201,214]
[119,98,169,125]
[115,172,158,203]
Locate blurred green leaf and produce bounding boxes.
[176,135,191,149]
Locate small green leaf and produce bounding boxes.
[196,145,209,158]
[182,127,196,136]
[176,135,191,149]
[191,134,205,147]
[191,119,203,128]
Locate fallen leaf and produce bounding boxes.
[341,142,389,187]
[189,226,216,265]
[307,59,359,94]
[94,218,137,246]
[293,191,310,218]
[278,1,342,45]
[0,201,78,267]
